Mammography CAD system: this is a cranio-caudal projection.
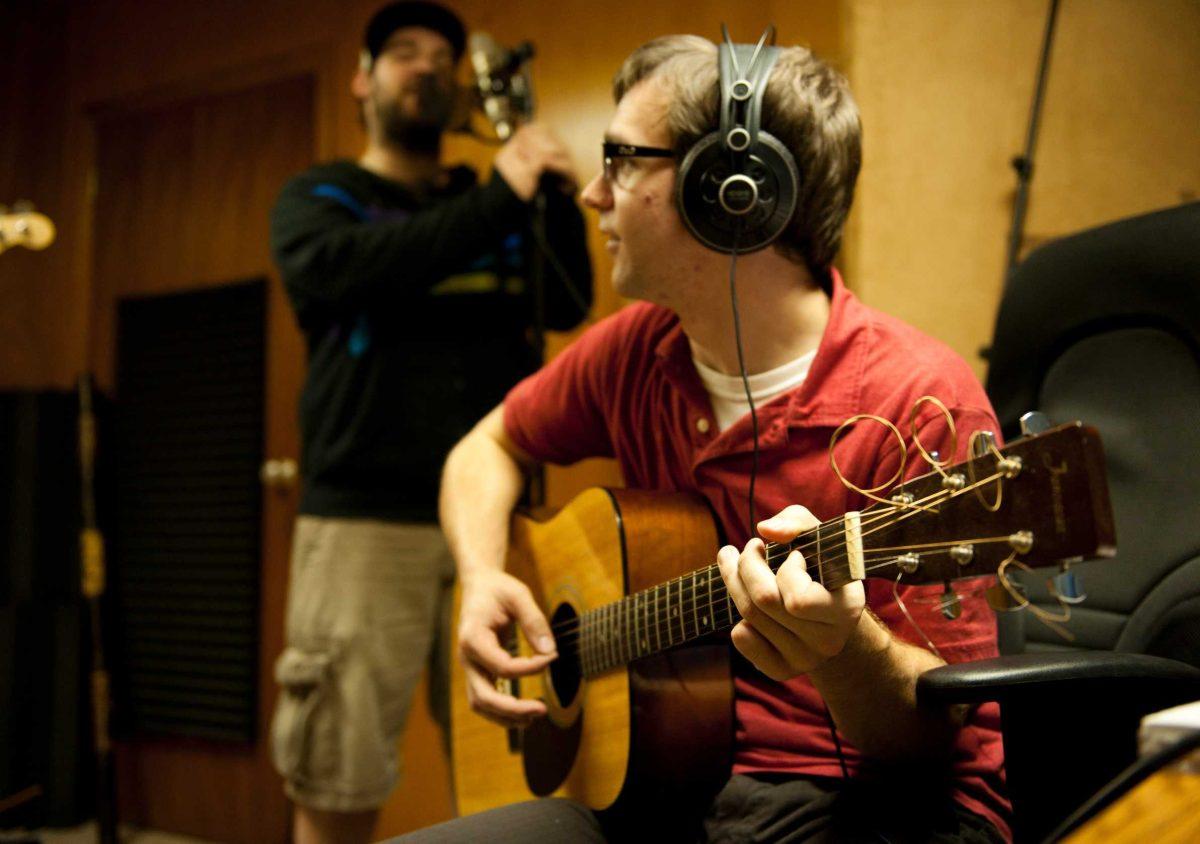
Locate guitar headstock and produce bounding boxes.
[859,422,1116,585]
[0,207,56,254]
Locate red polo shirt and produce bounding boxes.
[504,271,1011,839]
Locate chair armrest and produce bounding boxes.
[917,652,1200,708]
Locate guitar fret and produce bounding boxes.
[638,590,648,657]
[706,566,715,632]
[614,605,624,672]
[815,522,824,587]
[630,597,637,662]
[605,602,615,670]
[620,597,627,663]
[667,581,676,648]
[691,571,700,638]
[699,567,712,632]
[675,578,686,643]
[612,600,620,666]
[654,584,663,653]
[600,607,609,672]
[623,597,632,664]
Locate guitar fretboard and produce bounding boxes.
[575,515,858,677]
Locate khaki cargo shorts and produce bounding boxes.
[269,516,455,812]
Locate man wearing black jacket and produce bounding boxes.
[267,3,592,842]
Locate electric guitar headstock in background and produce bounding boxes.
[0,203,56,255]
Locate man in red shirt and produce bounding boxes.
[431,33,1009,843]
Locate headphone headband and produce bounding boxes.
[675,25,799,254]
[718,29,779,157]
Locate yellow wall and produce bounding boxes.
[847,0,1200,380]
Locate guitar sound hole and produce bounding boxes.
[548,602,582,707]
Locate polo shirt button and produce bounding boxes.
[696,417,711,434]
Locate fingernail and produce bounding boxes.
[536,636,555,654]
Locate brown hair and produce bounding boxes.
[613,35,861,275]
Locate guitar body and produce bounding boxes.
[451,487,731,834]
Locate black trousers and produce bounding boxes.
[388,774,1006,843]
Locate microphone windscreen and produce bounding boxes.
[469,32,506,78]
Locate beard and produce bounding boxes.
[375,75,457,153]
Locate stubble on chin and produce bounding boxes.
[374,80,454,152]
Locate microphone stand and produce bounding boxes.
[78,373,118,844]
[1005,0,1061,281]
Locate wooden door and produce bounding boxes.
[90,74,312,843]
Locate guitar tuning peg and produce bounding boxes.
[1053,568,1086,604]
[1019,411,1052,437]
[971,431,996,458]
[940,582,962,620]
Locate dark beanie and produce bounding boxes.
[364,1,466,61]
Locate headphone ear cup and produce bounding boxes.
[676,131,799,254]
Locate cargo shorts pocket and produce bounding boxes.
[271,644,335,781]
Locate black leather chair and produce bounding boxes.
[918,202,1200,842]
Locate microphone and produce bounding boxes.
[469,32,535,140]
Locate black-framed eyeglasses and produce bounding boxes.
[602,141,674,187]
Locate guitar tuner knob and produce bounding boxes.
[941,583,962,620]
[1019,411,1052,437]
[971,431,996,458]
[942,473,966,491]
[949,544,975,566]
[1054,569,1085,601]
[1008,531,1034,554]
[997,456,1023,478]
[895,553,920,575]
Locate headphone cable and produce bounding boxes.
[727,221,759,531]
[727,220,851,782]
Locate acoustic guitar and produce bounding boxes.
[450,421,1115,833]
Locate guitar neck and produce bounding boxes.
[570,421,1115,677]
[576,514,861,677]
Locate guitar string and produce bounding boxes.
[551,472,1013,663]
[552,485,1003,669]
[547,465,1005,643]
[562,538,988,670]
[556,465,1011,670]
[553,537,1013,662]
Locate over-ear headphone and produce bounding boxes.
[676,26,799,254]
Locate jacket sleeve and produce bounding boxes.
[270,169,530,321]
[533,187,594,332]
